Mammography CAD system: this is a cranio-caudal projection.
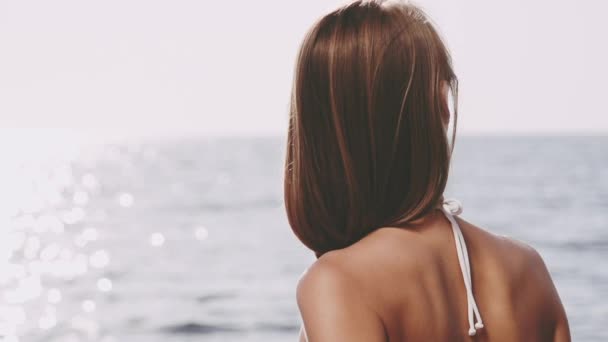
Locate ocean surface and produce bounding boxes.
[0,135,606,341]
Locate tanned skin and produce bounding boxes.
[297,209,570,342]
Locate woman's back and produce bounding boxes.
[285,1,570,340]
[297,205,570,341]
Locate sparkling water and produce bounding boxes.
[0,135,606,341]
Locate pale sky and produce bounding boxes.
[0,0,606,139]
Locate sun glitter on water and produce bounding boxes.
[0,128,115,341]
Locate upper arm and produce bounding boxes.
[553,315,570,342]
[532,250,571,342]
[296,260,386,342]
[516,241,571,342]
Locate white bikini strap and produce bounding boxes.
[441,199,484,336]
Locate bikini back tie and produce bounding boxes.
[440,199,484,336]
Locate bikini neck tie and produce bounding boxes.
[440,198,484,336]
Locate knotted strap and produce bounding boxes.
[440,199,484,336]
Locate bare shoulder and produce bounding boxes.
[462,219,571,340]
[498,233,547,273]
[296,253,386,341]
[296,254,353,301]
[461,218,550,276]
[297,250,374,309]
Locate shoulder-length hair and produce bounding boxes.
[284,0,458,257]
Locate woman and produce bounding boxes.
[283,1,570,341]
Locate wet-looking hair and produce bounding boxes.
[284,0,458,257]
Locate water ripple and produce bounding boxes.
[160,322,240,335]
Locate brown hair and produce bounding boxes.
[284,0,458,257]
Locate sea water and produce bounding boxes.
[0,135,606,341]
